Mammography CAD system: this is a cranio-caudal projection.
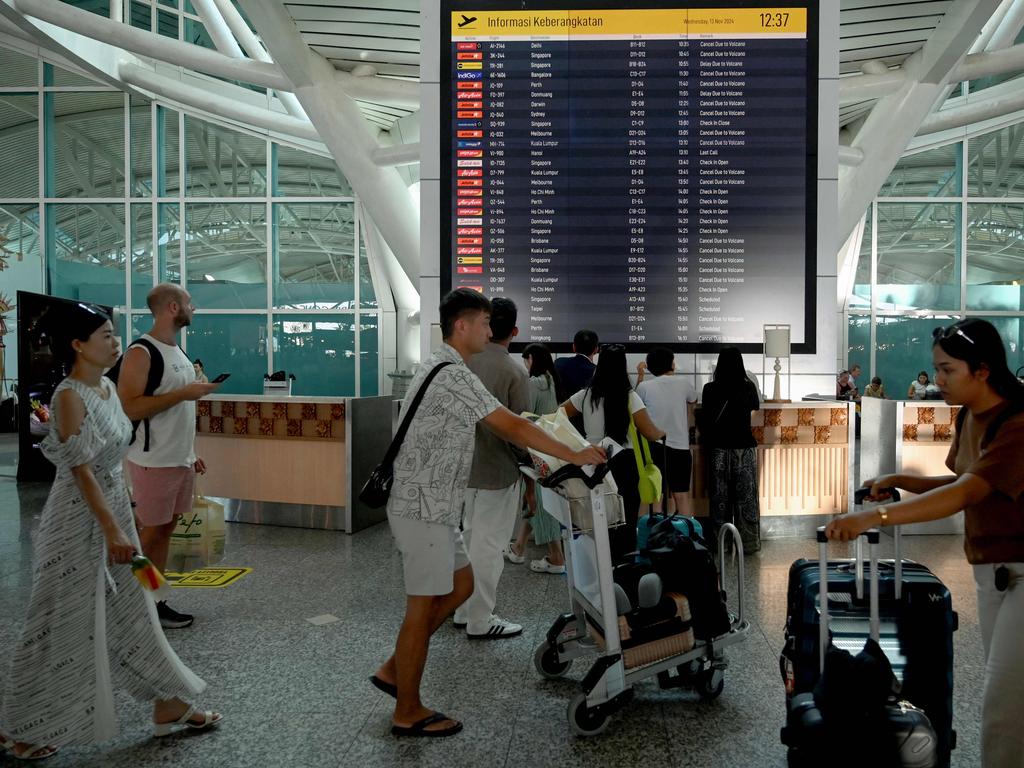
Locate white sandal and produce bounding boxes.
[0,733,59,761]
[153,705,224,737]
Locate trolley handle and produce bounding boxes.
[816,527,881,674]
[717,523,744,629]
[541,462,611,490]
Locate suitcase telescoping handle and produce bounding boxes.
[816,527,881,673]
[853,487,902,599]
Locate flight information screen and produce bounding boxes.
[440,1,817,352]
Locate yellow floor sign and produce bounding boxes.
[165,567,252,588]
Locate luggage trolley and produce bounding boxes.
[528,463,750,736]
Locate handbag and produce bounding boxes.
[167,491,226,572]
[358,361,452,509]
[628,412,662,505]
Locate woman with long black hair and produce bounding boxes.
[827,318,1024,766]
[562,344,664,561]
[701,346,761,554]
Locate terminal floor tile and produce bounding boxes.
[0,436,983,766]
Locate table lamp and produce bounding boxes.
[763,324,791,403]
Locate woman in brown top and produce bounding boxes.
[826,318,1024,767]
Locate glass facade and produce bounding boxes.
[0,48,379,396]
[848,130,1024,398]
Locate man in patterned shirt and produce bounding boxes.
[372,289,605,738]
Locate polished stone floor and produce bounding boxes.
[0,434,984,766]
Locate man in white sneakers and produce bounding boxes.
[117,284,219,629]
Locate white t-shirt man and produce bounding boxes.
[636,375,698,450]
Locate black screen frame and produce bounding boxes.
[439,0,818,355]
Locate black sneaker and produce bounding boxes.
[157,601,194,629]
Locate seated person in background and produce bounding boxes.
[636,347,698,516]
[836,370,858,400]
[862,376,886,398]
[908,371,930,400]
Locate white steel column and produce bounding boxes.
[189,0,245,60]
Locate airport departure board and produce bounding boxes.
[440,1,817,352]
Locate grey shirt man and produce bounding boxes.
[467,341,530,490]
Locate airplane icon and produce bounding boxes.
[458,14,478,27]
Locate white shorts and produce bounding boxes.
[388,513,470,596]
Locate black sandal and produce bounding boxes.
[369,675,397,698]
[391,712,463,738]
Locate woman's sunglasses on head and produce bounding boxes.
[933,325,975,346]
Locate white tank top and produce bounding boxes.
[125,334,197,468]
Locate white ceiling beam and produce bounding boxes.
[189,0,245,60]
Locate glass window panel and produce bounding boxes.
[972,316,1024,377]
[875,315,957,402]
[0,205,42,383]
[967,124,1024,197]
[272,143,351,196]
[183,16,214,50]
[271,314,355,396]
[157,8,178,38]
[48,92,126,198]
[46,63,104,87]
[159,0,178,7]
[879,143,961,197]
[186,314,266,395]
[359,314,379,396]
[130,312,150,342]
[875,202,961,311]
[130,0,152,30]
[185,202,267,309]
[158,202,181,284]
[966,202,1024,311]
[273,202,354,309]
[46,203,126,307]
[130,97,152,196]
[158,106,180,197]
[848,206,871,309]
[56,0,109,16]
[847,314,872,382]
[185,116,267,197]
[0,95,38,198]
[0,46,39,87]
[130,203,154,310]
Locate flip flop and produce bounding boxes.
[391,712,463,738]
[0,737,59,762]
[369,675,398,698]
[153,705,224,737]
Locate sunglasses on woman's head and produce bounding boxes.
[933,325,975,346]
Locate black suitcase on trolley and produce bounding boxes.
[779,492,957,767]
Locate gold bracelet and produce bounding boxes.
[877,506,889,526]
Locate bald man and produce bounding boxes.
[118,284,219,629]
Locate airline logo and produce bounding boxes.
[457,189,483,198]
[457,159,483,167]
[456,71,482,81]
[457,237,483,245]
[457,52,483,61]
[457,140,483,148]
[457,130,483,138]
[456,62,482,70]
[457,169,483,177]
[456,121,482,129]
[456,42,479,51]
[457,266,483,274]
[457,91,481,100]
[457,149,483,157]
[457,256,483,264]
[457,217,483,225]
[457,100,483,109]
[458,111,484,119]
[457,178,483,187]
[457,207,483,216]
[457,81,483,90]
[457,247,483,255]
[457,227,483,235]
[461,284,483,292]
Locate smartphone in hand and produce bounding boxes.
[211,373,231,384]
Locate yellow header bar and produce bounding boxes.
[450,8,806,37]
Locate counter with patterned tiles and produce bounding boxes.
[694,403,851,446]
[196,398,346,441]
[901,403,960,443]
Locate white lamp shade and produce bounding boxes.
[764,327,790,358]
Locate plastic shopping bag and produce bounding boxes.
[167,494,226,572]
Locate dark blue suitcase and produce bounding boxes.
[780,496,957,767]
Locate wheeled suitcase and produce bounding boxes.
[779,492,957,766]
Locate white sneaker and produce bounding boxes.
[530,557,566,575]
[503,544,526,564]
[466,614,523,639]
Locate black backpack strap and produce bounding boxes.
[380,362,453,467]
[125,338,165,452]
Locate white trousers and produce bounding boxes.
[974,562,1024,768]
[455,478,524,628]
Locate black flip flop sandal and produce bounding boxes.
[369,675,397,698]
[391,712,463,738]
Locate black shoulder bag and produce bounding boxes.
[358,362,453,509]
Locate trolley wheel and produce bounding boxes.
[567,693,610,737]
[534,642,573,680]
[697,668,725,700]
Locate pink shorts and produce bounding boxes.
[126,462,195,527]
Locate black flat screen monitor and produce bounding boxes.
[440,1,818,353]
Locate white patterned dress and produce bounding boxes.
[1,377,205,747]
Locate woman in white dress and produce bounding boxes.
[0,303,221,761]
